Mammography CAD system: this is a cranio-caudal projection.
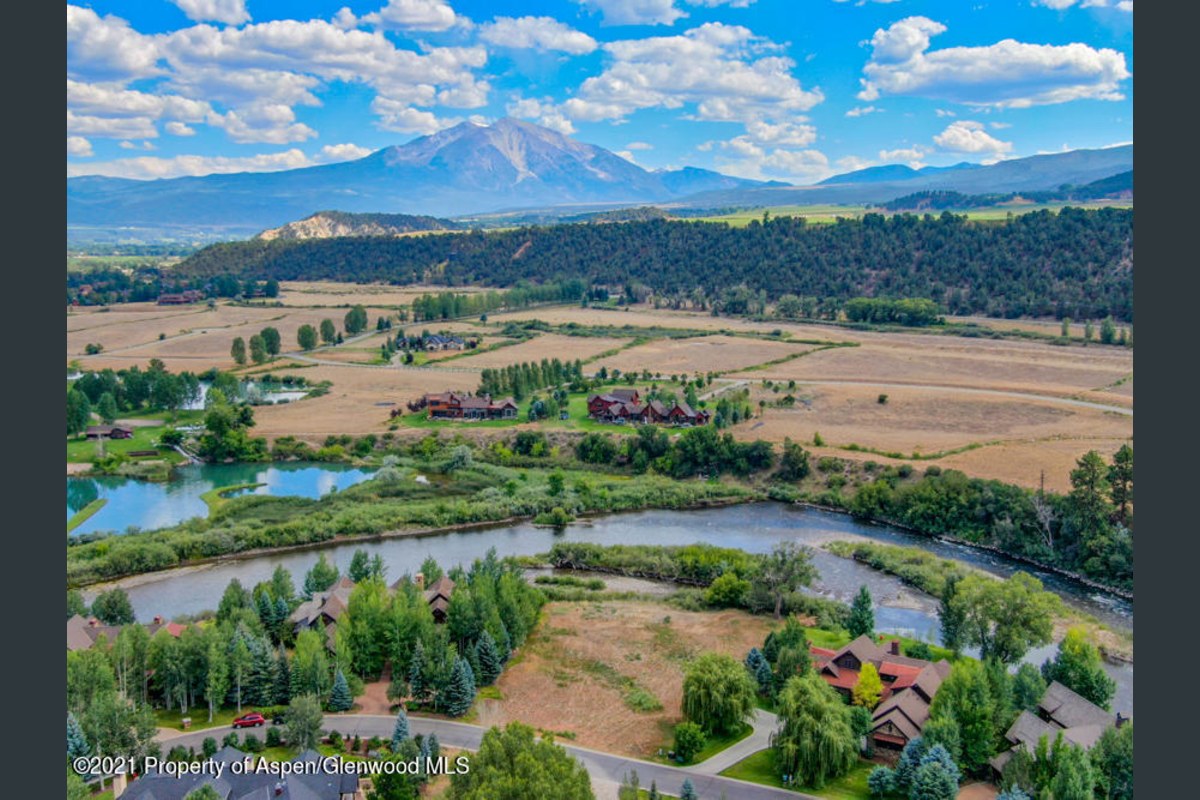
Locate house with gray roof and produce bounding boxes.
[119,746,358,800]
[989,681,1125,775]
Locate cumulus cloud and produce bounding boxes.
[206,105,317,144]
[878,145,929,168]
[933,120,1013,156]
[67,136,94,157]
[165,121,196,136]
[845,105,880,117]
[577,0,688,27]
[67,6,162,81]
[170,0,250,26]
[364,0,462,32]
[858,16,1130,108]
[319,143,374,161]
[688,0,757,7]
[505,97,577,135]
[480,16,597,54]
[625,141,654,150]
[67,80,210,127]
[66,149,318,180]
[119,140,156,151]
[562,23,823,133]
[1034,0,1121,9]
[717,146,829,182]
[371,98,462,134]
[67,110,158,140]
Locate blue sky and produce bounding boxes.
[66,0,1133,184]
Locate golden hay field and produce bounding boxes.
[475,601,774,759]
[67,290,1132,486]
[274,280,489,307]
[596,335,814,375]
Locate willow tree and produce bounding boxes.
[772,672,858,789]
[681,652,757,735]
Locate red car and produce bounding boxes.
[232,712,266,729]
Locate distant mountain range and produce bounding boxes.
[66,118,1132,239]
[67,118,765,234]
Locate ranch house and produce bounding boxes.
[423,391,518,420]
[810,635,953,751]
[587,390,710,426]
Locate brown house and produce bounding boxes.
[424,391,518,420]
[67,613,186,652]
[423,574,456,624]
[288,575,356,648]
[587,390,710,427]
[85,425,134,439]
[989,681,1123,775]
[810,635,952,750]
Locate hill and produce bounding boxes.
[256,211,460,241]
[67,118,765,233]
[880,171,1133,212]
[672,145,1132,209]
[176,207,1133,322]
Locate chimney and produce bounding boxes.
[88,618,99,627]
[415,572,425,591]
[153,615,163,625]
[889,640,900,656]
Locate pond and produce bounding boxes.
[182,380,308,410]
[66,462,376,536]
[89,502,1132,713]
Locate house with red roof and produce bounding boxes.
[810,634,953,750]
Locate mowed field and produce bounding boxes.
[475,600,775,759]
[67,290,1132,487]
[273,280,490,307]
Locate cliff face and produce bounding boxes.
[256,211,458,241]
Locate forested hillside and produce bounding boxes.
[178,207,1133,321]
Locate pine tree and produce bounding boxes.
[67,712,90,759]
[648,781,659,800]
[391,707,410,751]
[427,732,440,763]
[443,657,476,717]
[329,669,353,712]
[848,585,875,638]
[248,639,278,706]
[274,647,291,705]
[475,631,503,686]
[408,641,427,704]
[680,778,698,800]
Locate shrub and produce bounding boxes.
[243,734,263,753]
[265,727,281,747]
[673,722,706,763]
[705,572,751,607]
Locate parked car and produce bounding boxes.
[232,712,266,728]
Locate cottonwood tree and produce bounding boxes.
[91,588,136,626]
[261,327,281,356]
[320,319,337,344]
[303,555,340,598]
[1040,628,1117,710]
[204,641,229,723]
[848,585,875,638]
[950,573,1058,664]
[448,722,594,799]
[284,695,324,751]
[67,389,91,435]
[757,542,817,619]
[297,324,318,350]
[249,334,267,364]
[230,337,246,365]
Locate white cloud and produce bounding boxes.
[67,80,211,125]
[67,136,93,157]
[319,143,374,161]
[625,141,654,150]
[858,16,1130,108]
[562,22,823,136]
[845,105,880,117]
[935,108,956,117]
[206,105,317,144]
[688,0,757,7]
[66,149,316,180]
[1034,1,1121,9]
[119,140,156,151]
[67,6,162,81]
[505,97,577,134]
[933,120,1013,156]
[67,110,158,139]
[170,0,250,26]
[480,17,597,54]
[989,121,1012,129]
[364,0,462,32]
[165,121,196,136]
[615,150,638,163]
[878,146,928,168]
[835,155,873,172]
[577,1,688,27]
[1116,1,1133,10]
[370,98,462,134]
[718,147,830,182]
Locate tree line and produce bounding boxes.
[175,208,1133,322]
[411,280,586,321]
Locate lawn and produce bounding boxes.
[679,722,753,765]
[804,627,955,664]
[720,749,876,799]
[66,410,203,464]
[154,706,247,733]
[67,498,107,533]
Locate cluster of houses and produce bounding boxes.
[119,746,359,800]
[288,573,456,648]
[807,634,1128,768]
[409,391,519,421]
[586,388,710,427]
[810,635,953,751]
[67,613,186,652]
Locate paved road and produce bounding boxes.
[156,713,812,800]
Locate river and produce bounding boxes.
[85,502,1132,713]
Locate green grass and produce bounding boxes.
[155,706,244,733]
[719,750,876,799]
[200,483,266,512]
[680,722,753,765]
[67,499,107,533]
[66,410,203,464]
